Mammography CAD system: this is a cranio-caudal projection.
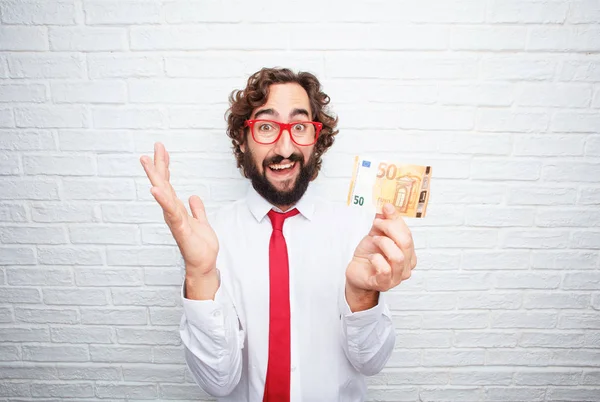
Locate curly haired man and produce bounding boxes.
[140,68,417,402]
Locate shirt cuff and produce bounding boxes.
[342,290,391,326]
[181,273,235,331]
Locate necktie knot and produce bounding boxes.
[267,208,299,231]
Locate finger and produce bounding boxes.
[373,236,405,284]
[189,195,208,223]
[372,218,414,252]
[382,203,400,220]
[165,147,171,182]
[154,142,167,180]
[369,253,392,290]
[140,155,165,188]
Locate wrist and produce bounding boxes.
[185,267,219,301]
[345,282,379,312]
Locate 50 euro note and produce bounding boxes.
[346,156,432,218]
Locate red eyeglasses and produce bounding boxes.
[244,119,323,146]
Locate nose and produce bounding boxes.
[273,127,296,159]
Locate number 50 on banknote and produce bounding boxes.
[347,156,432,218]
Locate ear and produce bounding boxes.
[240,142,246,153]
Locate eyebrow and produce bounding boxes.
[253,108,311,120]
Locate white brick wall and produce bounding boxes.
[0,0,599,401]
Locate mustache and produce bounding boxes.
[263,153,304,167]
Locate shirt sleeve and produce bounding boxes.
[179,270,245,397]
[339,286,396,376]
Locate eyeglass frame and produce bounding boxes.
[244,119,323,146]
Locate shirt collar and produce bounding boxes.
[246,184,315,222]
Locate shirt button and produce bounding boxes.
[291,365,297,372]
[212,310,221,318]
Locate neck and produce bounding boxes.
[275,204,294,212]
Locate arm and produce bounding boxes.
[180,268,244,397]
[339,282,395,376]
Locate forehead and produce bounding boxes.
[257,83,310,112]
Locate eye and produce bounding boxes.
[293,123,306,131]
[259,123,274,131]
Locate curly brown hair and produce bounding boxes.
[225,67,339,178]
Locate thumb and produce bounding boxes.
[382,203,399,220]
[189,195,208,222]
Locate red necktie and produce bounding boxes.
[263,208,299,402]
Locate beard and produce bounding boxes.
[243,147,317,207]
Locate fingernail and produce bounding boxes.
[384,204,394,214]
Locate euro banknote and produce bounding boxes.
[347,156,432,218]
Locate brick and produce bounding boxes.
[484,387,546,401]
[68,224,139,245]
[144,268,182,286]
[327,54,479,80]
[515,134,586,157]
[449,369,513,385]
[386,350,422,367]
[129,78,239,105]
[123,365,185,382]
[450,26,526,50]
[481,56,556,81]
[570,231,600,249]
[587,136,600,156]
[43,288,107,305]
[0,84,47,103]
[23,345,89,362]
[0,130,55,151]
[149,307,184,326]
[426,273,493,291]
[465,207,534,227]
[0,327,49,342]
[133,129,229,153]
[507,185,577,206]
[563,272,600,290]
[159,383,213,399]
[15,106,88,128]
[395,331,452,348]
[594,88,600,107]
[0,26,47,51]
[491,312,557,329]
[58,365,121,380]
[90,345,152,363]
[0,287,40,303]
[131,25,288,51]
[495,273,561,290]
[63,178,136,201]
[367,386,420,401]
[517,84,592,108]
[488,0,568,23]
[462,250,530,270]
[472,159,541,181]
[457,293,521,310]
[547,388,600,401]
[49,27,127,51]
[0,0,76,24]
[98,154,149,177]
[536,208,600,227]
[551,112,600,132]
[95,383,157,399]
[559,313,600,329]
[546,161,600,184]
[24,154,97,176]
[16,307,78,324]
[87,53,163,78]
[487,350,552,366]
[552,350,600,366]
[0,364,57,379]
[93,107,166,129]
[0,152,20,174]
[372,369,448,386]
[81,307,147,325]
[7,53,84,79]
[501,230,570,249]
[594,295,600,310]
[520,332,586,348]
[532,251,598,269]
[59,130,133,152]
[51,81,127,104]
[529,27,600,52]
[569,0,600,23]
[0,344,19,360]
[432,181,504,204]
[76,268,143,287]
[107,246,180,266]
[7,267,73,286]
[0,381,30,397]
[163,0,241,23]
[427,229,497,248]
[112,288,179,307]
[514,369,581,386]
[478,109,549,133]
[454,331,518,348]
[423,350,485,367]
[37,246,104,265]
[421,312,489,329]
[84,1,161,24]
[438,84,514,107]
[31,202,98,223]
[31,383,93,398]
[168,105,236,129]
[0,107,14,127]
[326,82,436,106]
[524,293,590,309]
[0,247,36,264]
[153,346,184,364]
[411,251,460,271]
[560,60,600,82]
[116,328,180,345]
[0,307,13,323]
[51,327,113,343]
[582,370,600,385]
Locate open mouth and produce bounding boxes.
[268,161,296,172]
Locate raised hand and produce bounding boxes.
[345,203,417,311]
[140,142,219,278]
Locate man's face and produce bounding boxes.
[241,83,317,207]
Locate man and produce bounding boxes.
[140,68,416,401]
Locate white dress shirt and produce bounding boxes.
[179,185,395,402]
